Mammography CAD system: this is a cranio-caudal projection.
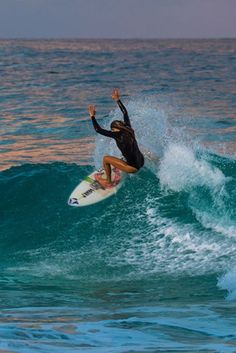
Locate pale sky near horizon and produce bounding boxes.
[0,0,236,39]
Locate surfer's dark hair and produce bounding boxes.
[110,120,135,138]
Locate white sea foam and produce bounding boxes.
[158,143,226,192]
[109,203,236,277]
[157,143,236,238]
[218,267,236,300]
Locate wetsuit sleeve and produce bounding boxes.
[117,99,131,127]
[91,116,115,138]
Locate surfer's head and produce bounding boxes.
[110,120,135,138]
[110,120,126,131]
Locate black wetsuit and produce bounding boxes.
[91,100,144,170]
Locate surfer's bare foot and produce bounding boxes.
[95,174,113,188]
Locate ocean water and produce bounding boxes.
[0,39,236,352]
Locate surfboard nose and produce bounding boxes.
[68,197,79,206]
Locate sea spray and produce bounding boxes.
[94,98,168,170]
[158,143,226,192]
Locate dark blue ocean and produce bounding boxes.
[0,39,236,352]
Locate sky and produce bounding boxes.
[0,0,236,39]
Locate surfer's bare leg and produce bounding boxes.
[103,156,137,183]
[96,156,137,187]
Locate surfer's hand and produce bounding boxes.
[112,88,120,101]
[88,105,96,117]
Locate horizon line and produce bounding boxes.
[0,36,236,41]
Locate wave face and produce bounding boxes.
[1,147,235,283]
[1,152,236,351]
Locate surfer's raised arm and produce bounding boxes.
[88,105,114,138]
[88,91,144,188]
[112,89,131,127]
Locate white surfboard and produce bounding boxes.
[68,168,124,207]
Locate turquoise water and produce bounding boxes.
[0,39,236,352]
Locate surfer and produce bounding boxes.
[89,89,144,187]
